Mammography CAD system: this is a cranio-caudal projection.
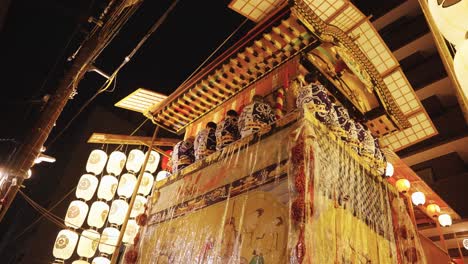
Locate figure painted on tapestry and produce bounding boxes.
[238,95,276,138]
[216,109,241,150]
[295,71,343,135]
[221,216,240,263]
[171,136,195,173]
[194,121,217,160]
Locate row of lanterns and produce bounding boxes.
[394,178,452,227]
[52,147,162,264]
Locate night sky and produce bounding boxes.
[0,0,402,262]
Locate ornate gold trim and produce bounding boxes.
[292,0,411,129]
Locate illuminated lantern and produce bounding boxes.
[106,151,126,176]
[92,256,111,264]
[145,150,161,173]
[64,200,89,228]
[122,219,140,245]
[72,260,90,264]
[87,201,109,228]
[97,175,118,201]
[411,192,426,206]
[108,199,129,225]
[138,172,154,196]
[156,170,171,182]
[438,213,452,227]
[98,227,120,254]
[76,174,99,201]
[52,229,78,260]
[454,39,468,99]
[86,149,108,175]
[395,179,411,193]
[131,195,147,218]
[117,173,136,198]
[26,169,32,179]
[426,203,441,217]
[126,149,145,173]
[428,0,468,47]
[463,238,468,250]
[385,162,394,177]
[77,229,100,258]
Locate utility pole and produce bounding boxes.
[0,0,139,222]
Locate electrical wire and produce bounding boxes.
[46,0,180,149]
[179,17,250,87]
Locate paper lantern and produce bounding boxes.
[145,150,161,173]
[438,213,452,227]
[463,238,468,250]
[426,203,441,217]
[77,229,100,258]
[97,175,118,201]
[122,219,140,245]
[108,199,129,225]
[26,169,32,179]
[156,171,171,182]
[411,192,426,206]
[126,149,145,173]
[106,151,126,176]
[76,174,99,201]
[385,162,394,177]
[92,256,110,264]
[52,229,78,260]
[98,227,120,254]
[72,260,90,264]
[86,149,108,175]
[395,179,411,193]
[117,173,137,198]
[454,39,468,98]
[87,201,109,229]
[131,195,147,218]
[64,200,89,229]
[138,172,154,196]
[428,0,468,47]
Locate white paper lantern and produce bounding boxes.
[411,191,426,206]
[454,39,468,99]
[92,256,110,264]
[64,200,89,229]
[131,195,147,218]
[438,213,452,227]
[87,201,109,229]
[108,199,129,225]
[145,150,161,173]
[138,172,154,196]
[52,229,78,260]
[26,169,32,179]
[122,219,140,245]
[463,238,468,250]
[86,149,108,175]
[72,260,90,264]
[77,229,100,258]
[97,175,118,201]
[156,170,171,181]
[106,151,126,176]
[98,227,120,254]
[76,174,99,201]
[395,179,411,193]
[117,173,136,198]
[428,0,468,47]
[126,149,145,173]
[385,162,394,177]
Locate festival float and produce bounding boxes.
[50,1,461,264]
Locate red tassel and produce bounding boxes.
[125,249,138,264]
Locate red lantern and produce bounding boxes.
[161,150,172,171]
